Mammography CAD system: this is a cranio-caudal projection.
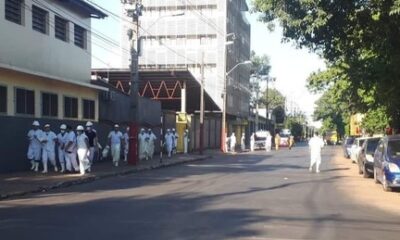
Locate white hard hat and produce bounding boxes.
[167,129,170,132]
[86,121,93,127]
[76,125,84,131]
[141,128,145,131]
[44,124,50,128]
[114,124,119,128]
[60,124,67,130]
[172,128,175,131]
[32,121,40,126]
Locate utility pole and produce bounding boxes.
[122,0,143,165]
[199,52,205,155]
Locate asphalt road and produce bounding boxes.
[1,145,400,240]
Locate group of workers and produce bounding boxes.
[138,128,157,161]
[164,128,179,158]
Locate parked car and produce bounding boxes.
[373,135,400,192]
[357,137,381,178]
[343,136,355,158]
[350,137,368,163]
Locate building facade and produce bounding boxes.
[120,0,251,122]
[0,0,107,172]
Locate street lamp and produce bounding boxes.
[221,59,252,153]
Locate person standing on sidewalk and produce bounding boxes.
[85,121,98,167]
[123,127,130,162]
[40,124,57,173]
[76,125,90,175]
[274,132,281,151]
[64,125,79,173]
[250,133,255,152]
[27,120,43,172]
[147,128,157,160]
[265,131,272,152]
[241,133,246,152]
[289,135,295,150]
[308,132,325,173]
[108,124,124,167]
[165,129,173,158]
[57,124,68,173]
[172,128,179,154]
[230,133,236,153]
[138,128,148,161]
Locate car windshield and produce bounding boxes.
[388,140,400,161]
[366,139,380,154]
[345,138,354,145]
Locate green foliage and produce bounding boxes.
[285,114,306,138]
[252,0,400,128]
[250,51,272,106]
[260,88,286,110]
[361,107,391,135]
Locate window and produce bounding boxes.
[0,86,7,113]
[42,92,58,117]
[55,16,68,41]
[32,5,48,34]
[64,96,78,118]
[16,88,34,115]
[5,0,23,25]
[74,24,86,49]
[82,99,95,120]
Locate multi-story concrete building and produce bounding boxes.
[120,0,251,136]
[0,0,107,172]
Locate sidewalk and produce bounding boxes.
[0,152,213,201]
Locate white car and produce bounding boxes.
[350,137,368,163]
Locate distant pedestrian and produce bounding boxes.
[289,135,295,150]
[147,128,157,160]
[123,127,130,162]
[230,133,236,153]
[85,122,98,167]
[184,129,190,154]
[172,128,179,154]
[57,124,68,173]
[27,120,42,172]
[108,124,124,167]
[165,129,174,158]
[265,131,272,152]
[250,133,255,152]
[308,132,325,173]
[64,125,79,173]
[76,125,90,175]
[40,124,57,173]
[241,133,246,152]
[138,128,148,161]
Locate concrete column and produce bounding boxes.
[181,81,187,113]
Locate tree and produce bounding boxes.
[361,107,391,135]
[252,0,400,129]
[250,51,271,107]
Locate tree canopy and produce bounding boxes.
[253,0,400,132]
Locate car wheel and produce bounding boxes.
[382,174,392,192]
[362,164,370,178]
[374,168,379,184]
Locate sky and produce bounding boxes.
[90,0,326,123]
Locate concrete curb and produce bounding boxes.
[0,155,211,201]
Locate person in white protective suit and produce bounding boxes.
[76,125,91,175]
[265,131,272,152]
[138,128,148,161]
[308,132,325,173]
[147,128,157,160]
[123,127,130,162]
[64,125,79,172]
[224,133,229,153]
[241,133,246,152]
[27,120,43,172]
[57,124,68,173]
[250,133,255,152]
[40,124,58,173]
[108,124,124,167]
[183,129,190,154]
[172,128,179,154]
[164,129,174,158]
[230,133,236,153]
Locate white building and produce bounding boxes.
[0,0,106,172]
[120,0,251,125]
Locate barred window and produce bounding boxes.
[74,24,86,49]
[64,96,78,118]
[82,99,95,120]
[16,88,34,115]
[55,16,68,41]
[42,92,58,117]
[32,5,48,34]
[5,0,23,25]
[0,86,7,113]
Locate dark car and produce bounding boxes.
[343,136,355,158]
[373,135,400,192]
[357,137,381,178]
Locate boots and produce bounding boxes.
[54,166,58,172]
[60,164,65,173]
[34,162,39,172]
[42,162,48,174]
[30,160,35,170]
